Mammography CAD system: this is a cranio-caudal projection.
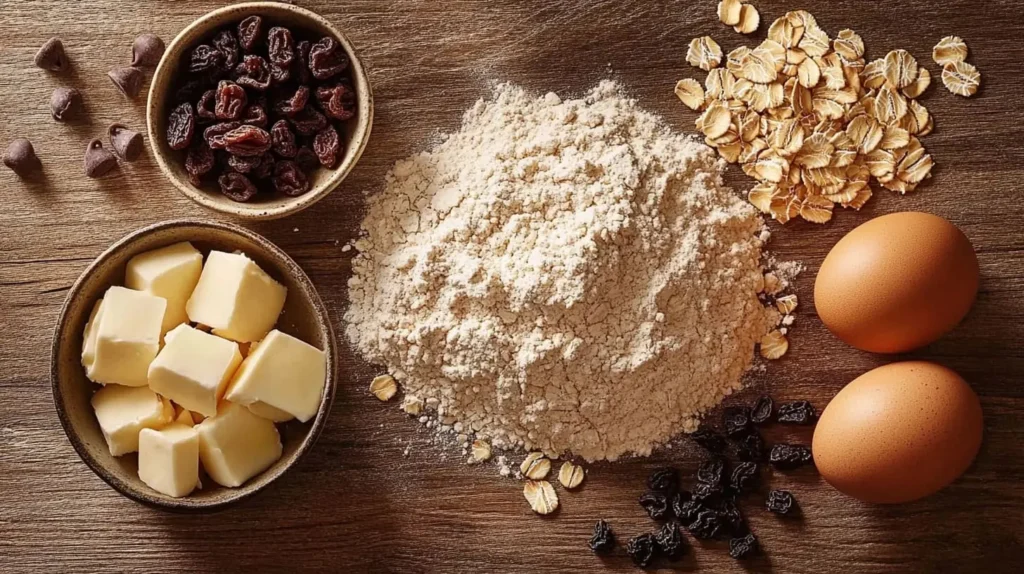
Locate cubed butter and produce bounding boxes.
[148,324,242,417]
[246,400,295,423]
[196,401,282,488]
[125,242,203,337]
[174,407,195,426]
[86,286,166,387]
[185,251,287,343]
[81,298,104,370]
[91,385,174,456]
[138,424,200,498]
[225,330,326,423]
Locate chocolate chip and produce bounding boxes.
[50,87,82,122]
[108,124,144,161]
[108,66,145,98]
[34,37,68,71]
[131,33,165,67]
[84,140,117,178]
[3,139,41,176]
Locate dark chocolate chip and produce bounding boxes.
[34,37,68,71]
[50,87,82,121]
[108,124,144,162]
[3,139,41,176]
[84,140,118,178]
[131,33,165,67]
[108,66,145,98]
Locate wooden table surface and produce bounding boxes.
[2,1,1022,572]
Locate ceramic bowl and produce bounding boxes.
[50,220,337,511]
[146,2,373,220]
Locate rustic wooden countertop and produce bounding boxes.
[2,1,1022,572]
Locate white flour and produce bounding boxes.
[345,81,780,461]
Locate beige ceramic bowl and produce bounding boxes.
[147,2,373,220]
[50,220,337,511]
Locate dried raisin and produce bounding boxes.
[237,15,263,52]
[768,444,813,470]
[724,406,752,437]
[291,107,327,135]
[242,104,268,128]
[308,36,349,80]
[638,492,671,521]
[275,85,309,116]
[175,79,207,104]
[777,401,817,424]
[267,27,294,67]
[672,496,700,523]
[588,520,615,554]
[646,468,678,493]
[227,153,263,174]
[718,499,747,535]
[197,89,217,121]
[315,83,356,120]
[766,490,795,515]
[234,54,272,91]
[218,171,257,202]
[294,40,312,84]
[222,125,271,157]
[751,396,774,425]
[270,63,290,85]
[212,30,240,68]
[271,120,297,158]
[728,533,759,559]
[686,508,724,540]
[252,152,275,179]
[185,141,214,180]
[690,428,727,454]
[205,121,242,149]
[294,146,318,171]
[732,428,765,462]
[272,160,310,196]
[625,533,657,568]
[188,44,223,74]
[654,522,686,560]
[166,102,195,150]
[697,458,726,489]
[729,462,759,494]
[215,80,247,121]
[312,124,341,167]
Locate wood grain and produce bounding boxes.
[2,1,1023,572]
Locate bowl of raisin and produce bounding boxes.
[147,2,372,220]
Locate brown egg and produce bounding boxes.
[814,212,979,353]
[812,361,983,504]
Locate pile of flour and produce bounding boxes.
[345,81,780,461]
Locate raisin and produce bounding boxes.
[672,496,700,524]
[291,107,327,135]
[718,499,748,535]
[212,30,240,68]
[625,533,657,568]
[691,483,727,508]
[751,396,774,425]
[271,120,298,158]
[166,102,195,150]
[252,152,275,179]
[686,508,724,540]
[308,36,349,80]
[646,468,678,493]
[766,489,796,515]
[185,141,214,183]
[197,89,217,121]
[205,121,242,149]
[733,428,765,462]
[312,124,341,168]
[222,125,271,157]
[697,458,727,489]
[227,153,263,174]
[242,104,268,128]
[267,27,295,67]
[777,401,818,424]
[237,15,263,52]
[638,492,671,521]
[270,63,291,85]
[723,406,752,437]
[272,160,310,196]
[729,533,759,559]
[215,80,247,121]
[188,44,223,74]
[175,79,207,103]
[294,40,312,84]
[588,520,615,554]
[275,85,310,116]
[654,522,686,560]
[294,146,318,171]
[218,171,257,202]
[234,54,272,91]
[315,83,356,120]
[769,444,813,470]
[690,428,727,454]
[730,462,759,494]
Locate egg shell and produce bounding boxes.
[814,212,979,353]
[812,361,983,504]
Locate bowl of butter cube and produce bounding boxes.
[50,219,336,511]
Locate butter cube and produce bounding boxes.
[125,242,203,337]
[148,324,242,417]
[185,251,287,343]
[246,400,295,423]
[86,286,166,387]
[138,424,200,498]
[81,298,104,370]
[91,385,174,456]
[196,401,282,487]
[225,330,326,423]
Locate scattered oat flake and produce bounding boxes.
[470,439,492,463]
[799,194,834,223]
[833,29,864,62]
[369,374,398,401]
[734,4,760,34]
[520,452,552,480]
[699,100,732,138]
[674,78,705,110]
[941,61,980,97]
[523,480,559,515]
[760,329,790,359]
[933,36,968,67]
[718,0,743,26]
[902,67,932,99]
[884,49,918,89]
[775,294,798,315]
[687,36,723,71]
[558,461,586,489]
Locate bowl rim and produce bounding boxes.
[50,219,338,512]
[146,1,374,221]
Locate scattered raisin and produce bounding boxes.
[729,533,759,559]
[294,146,318,171]
[184,142,214,185]
[197,89,218,121]
[672,496,700,524]
[291,106,327,135]
[272,160,310,196]
[234,54,272,91]
[777,401,818,424]
[646,468,679,493]
[312,124,341,167]
[690,428,727,454]
[769,444,813,470]
[267,27,295,68]
[625,533,657,568]
[275,85,309,116]
[218,171,257,202]
[654,522,686,560]
[166,102,195,150]
[214,80,248,120]
[729,462,759,494]
[316,83,356,120]
[718,499,748,535]
[175,79,207,104]
[686,508,724,540]
[308,36,349,80]
[766,490,796,515]
[691,482,727,508]
[270,63,291,85]
[724,406,752,437]
[294,40,312,84]
[638,492,671,521]
[751,396,774,425]
[222,125,271,157]
[697,458,727,489]
[188,44,223,74]
[227,153,263,174]
[733,428,765,462]
[252,152,275,179]
[271,119,298,158]
[237,16,263,52]
[212,30,240,69]
[588,520,615,554]
[205,121,242,148]
[242,103,268,127]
